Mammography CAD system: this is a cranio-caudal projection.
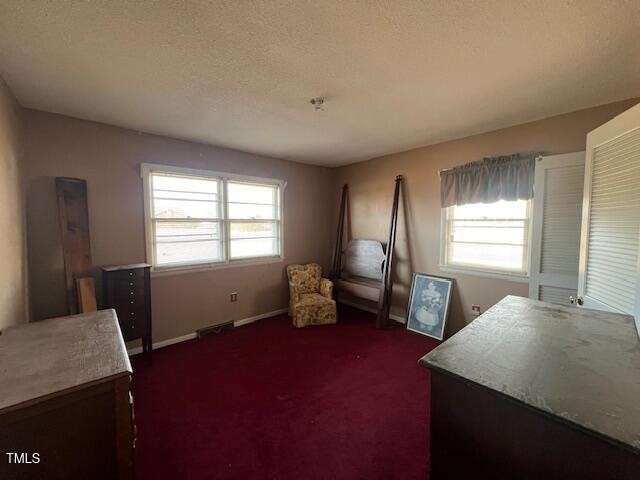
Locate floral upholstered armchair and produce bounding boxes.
[286,263,337,328]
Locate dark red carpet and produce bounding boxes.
[132,306,438,480]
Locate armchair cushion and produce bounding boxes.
[292,294,336,328]
[287,264,321,294]
[299,293,333,304]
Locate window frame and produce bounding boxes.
[141,163,285,275]
[438,199,533,283]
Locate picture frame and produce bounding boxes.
[406,273,453,340]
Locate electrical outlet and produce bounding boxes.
[471,305,481,317]
[230,292,238,302]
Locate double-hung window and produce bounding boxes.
[441,199,531,277]
[227,180,281,259]
[142,164,283,271]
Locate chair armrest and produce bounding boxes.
[319,278,334,299]
[289,282,300,305]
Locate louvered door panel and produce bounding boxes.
[583,127,640,314]
[540,165,584,275]
[529,153,585,305]
[577,101,640,334]
[539,286,577,306]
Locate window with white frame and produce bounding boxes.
[441,199,531,275]
[142,164,283,270]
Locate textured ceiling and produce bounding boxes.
[1,1,640,167]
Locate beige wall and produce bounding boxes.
[23,110,334,342]
[21,98,640,341]
[0,78,26,331]
[332,98,639,336]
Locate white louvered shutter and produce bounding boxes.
[529,153,585,305]
[578,102,640,331]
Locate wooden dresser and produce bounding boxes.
[102,263,152,355]
[0,310,134,480]
[419,296,640,479]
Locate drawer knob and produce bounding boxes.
[129,272,133,276]
[129,282,133,286]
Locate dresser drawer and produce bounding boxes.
[115,306,147,341]
[112,277,146,295]
[113,295,146,308]
[111,284,147,306]
[120,321,144,342]
[109,269,146,281]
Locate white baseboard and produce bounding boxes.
[127,307,288,356]
[127,332,196,356]
[233,308,288,327]
[127,302,405,356]
[338,299,406,324]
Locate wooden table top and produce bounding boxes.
[102,263,151,272]
[0,309,132,413]
[419,295,640,454]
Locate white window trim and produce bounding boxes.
[141,163,286,275]
[437,264,529,283]
[438,200,533,282]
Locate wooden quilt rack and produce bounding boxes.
[330,175,403,329]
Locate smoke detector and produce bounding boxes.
[310,97,325,111]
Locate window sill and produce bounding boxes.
[438,264,529,283]
[151,256,285,278]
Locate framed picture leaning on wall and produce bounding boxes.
[406,274,453,341]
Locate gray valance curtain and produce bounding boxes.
[440,153,537,208]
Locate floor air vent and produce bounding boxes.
[197,322,234,338]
